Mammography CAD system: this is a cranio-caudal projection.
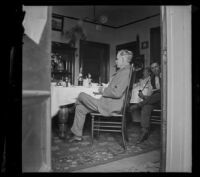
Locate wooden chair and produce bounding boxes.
[150,106,161,124]
[90,64,135,150]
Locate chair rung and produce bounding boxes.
[151,117,161,120]
[94,125,121,128]
[93,121,121,124]
[91,113,122,117]
[151,116,161,118]
[93,129,122,132]
[151,118,161,121]
[151,119,161,121]
[91,113,103,116]
[151,120,161,122]
[151,122,161,124]
[153,109,161,112]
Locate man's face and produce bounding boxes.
[143,69,150,78]
[115,53,124,69]
[151,63,160,75]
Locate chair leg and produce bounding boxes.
[124,121,129,142]
[122,119,127,150]
[97,116,100,138]
[91,115,94,145]
[125,130,129,142]
[122,129,127,150]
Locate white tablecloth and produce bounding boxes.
[51,85,101,117]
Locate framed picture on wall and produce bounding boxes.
[52,14,63,31]
[141,41,149,49]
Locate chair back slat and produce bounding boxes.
[121,64,135,116]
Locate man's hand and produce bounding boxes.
[93,92,102,95]
[138,91,144,99]
[98,86,104,94]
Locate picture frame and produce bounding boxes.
[52,14,64,31]
[141,41,149,49]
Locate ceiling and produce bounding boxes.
[53,6,160,28]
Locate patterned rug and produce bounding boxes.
[51,123,161,172]
[51,121,161,172]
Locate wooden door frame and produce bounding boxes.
[160,6,192,172]
[160,6,167,172]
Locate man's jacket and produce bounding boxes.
[98,65,131,116]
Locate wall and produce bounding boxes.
[52,15,115,84]
[52,7,160,82]
[114,15,160,70]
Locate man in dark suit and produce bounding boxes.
[130,62,161,144]
[68,49,134,142]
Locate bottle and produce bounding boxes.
[88,73,92,87]
[65,76,69,87]
[98,76,103,86]
[78,67,83,86]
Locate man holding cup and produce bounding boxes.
[130,62,161,144]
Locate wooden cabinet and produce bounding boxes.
[51,41,76,84]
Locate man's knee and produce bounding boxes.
[78,92,87,102]
[141,104,154,115]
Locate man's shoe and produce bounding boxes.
[68,135,83,143]
[135,129,149,144]
[65,130,74,139]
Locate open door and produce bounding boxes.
[22,6,52,172]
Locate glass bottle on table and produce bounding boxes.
[78,67,83,86]
[65,76,69,87]
[98,76,103,86]
[88,73,92,87]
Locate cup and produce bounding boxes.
[98,86,104,93]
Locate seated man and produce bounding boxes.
[130,67,153,104]
[130,62,161,144]
[67,49,134,142]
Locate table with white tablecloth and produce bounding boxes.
[51,85,101,117]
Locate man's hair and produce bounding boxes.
[118,49,133,63]
[150,61,160,66]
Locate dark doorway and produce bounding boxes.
[79,40,110,83]
[150,26,161,64]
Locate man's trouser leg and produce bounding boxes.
[71,92,99,137]
[140,104,154,129]
[139,92,161,107]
